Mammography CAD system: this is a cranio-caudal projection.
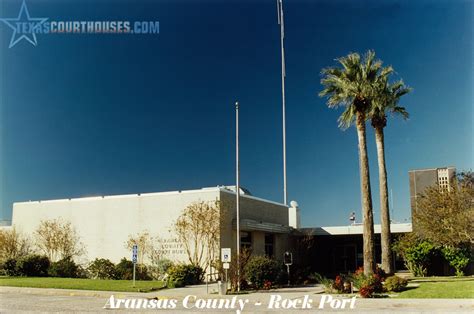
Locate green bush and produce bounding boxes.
[441,246,471,277]
[148,259,174,280]
[394,237,436,277]
[48,257,79,278]
[3,258,20,276]
[75,265,89,278]
[168,264,203,286]
[167,279,185,288]
[16,255,50,277]
[114,258,151,280]
[244,256,280,289]
[384,275,408,292]
[87,258,116,279]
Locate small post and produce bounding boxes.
[132,263,136,288]
[132,244,138,288]
[284,251,293,287]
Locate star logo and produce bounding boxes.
[0,1,48,48]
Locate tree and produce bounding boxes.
[174,200,222,271]
[369,76,411,274]
[0,227,31,262]
[320,50,392,275]
[124,230,155,266]
[413,171,474,247]
[35,218,85,262]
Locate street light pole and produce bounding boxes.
[277,0,287,205]
[235,101,241,292]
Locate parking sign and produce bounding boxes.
[221,248,231,263]
[132,244,138,264]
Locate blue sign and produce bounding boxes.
[132,244,138,264]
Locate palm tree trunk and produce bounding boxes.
[375,126,393,274]
[356,112,375,275]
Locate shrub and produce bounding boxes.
[263,280,272,290]
[384,275,408,292]
[148,258,174,280]
[48,257,79,278]
[16,255,50,277]
[441,246,471,277]
[244,256,280,289]
[167,279,185,288]
[3,258,20,276]
[309,272,335,293]
[393,236,436,277]
[76,265,89,278]
[114,258,151,280]
[332,275,352,293]
[289,266,311,285]
[168,264,204,286]
[87,258,116,279]
[359,284,375,298]
[114,258,133,280]
[351,267,383,297]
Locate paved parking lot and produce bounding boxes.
[1,285,473,313]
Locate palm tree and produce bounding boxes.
[319,50,391,275]
[369,78,411,274]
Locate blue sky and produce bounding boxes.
[0,0,472,226]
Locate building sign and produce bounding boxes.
[156,238,186,258]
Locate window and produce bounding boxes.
[265,233,274,257]
[240,232,252,250]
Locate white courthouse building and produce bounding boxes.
[8,186,298,264]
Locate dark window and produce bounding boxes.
[240,232,252,250]
[265,233,274,257]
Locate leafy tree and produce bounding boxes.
[320,50,392,275]
[413,172,474,247]
[174,200,222,271]
[34,219,85,262]
[369,76,411,274]
[0,227,31,262]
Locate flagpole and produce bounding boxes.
[235,101,241,292]
[277,0,287,205]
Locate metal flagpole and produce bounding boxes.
[235,101,241,292]
[277,0,287,205]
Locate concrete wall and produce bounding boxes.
[12,188,221,264]
[11,187,291,265]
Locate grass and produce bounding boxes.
[0,277,166,292]
[396,277,474,298]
